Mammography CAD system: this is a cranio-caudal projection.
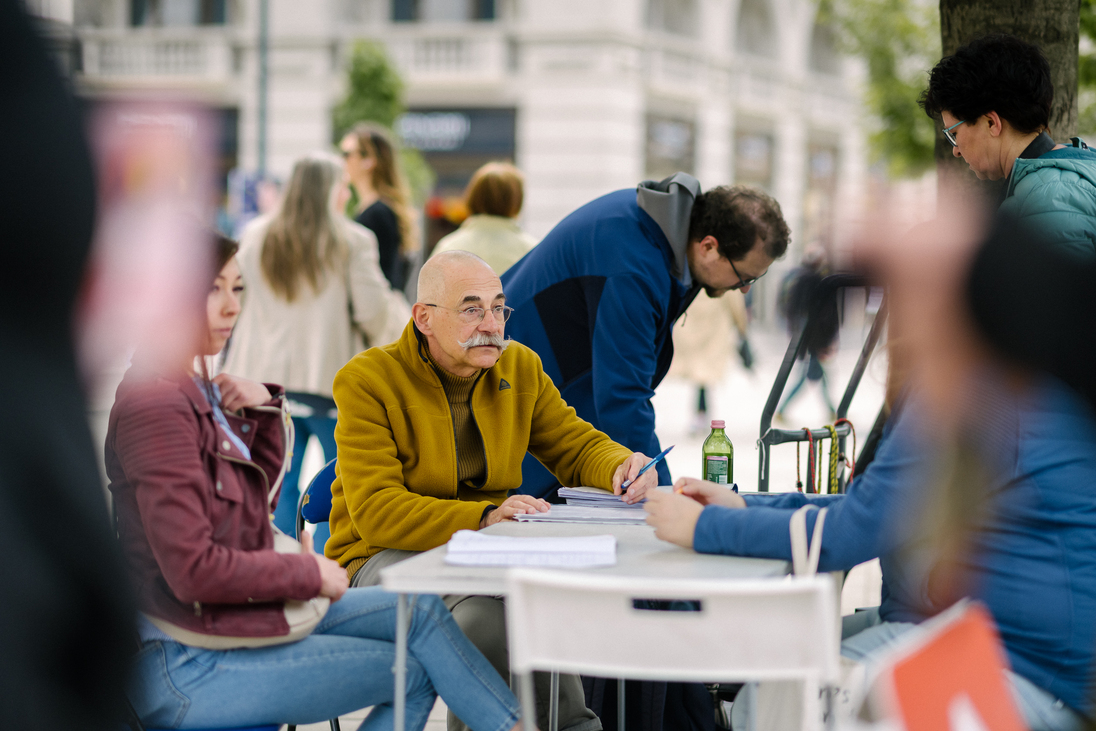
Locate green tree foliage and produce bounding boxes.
[820,0,940,178]
[332,41,405,136]
[331,41,435,205]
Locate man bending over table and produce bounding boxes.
[327,250,657,731]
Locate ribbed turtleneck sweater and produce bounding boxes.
[424,346,487,491]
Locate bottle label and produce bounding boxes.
[705,456,729,484]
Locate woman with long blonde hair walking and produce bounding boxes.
[224,153,404,535]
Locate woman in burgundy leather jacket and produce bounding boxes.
[107,234,522,731]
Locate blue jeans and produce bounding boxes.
[274,393,338,538]
[128,588,521,731]
[841,609,1084,731]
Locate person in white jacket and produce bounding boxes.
[430,162,537,275]
[223,153,409,535]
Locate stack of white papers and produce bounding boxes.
[557,486,645,509]
[444,529,617,567]
[515,504,649,525]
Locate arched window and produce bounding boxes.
[646,0,699,38]
[809,22,841,75]
[734,0,776,58]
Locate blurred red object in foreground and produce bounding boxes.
[875,603,1025,731]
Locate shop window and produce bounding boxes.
[734,130,774,192]
[646,114,696,180]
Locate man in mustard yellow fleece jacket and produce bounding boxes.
[327,250,656,731]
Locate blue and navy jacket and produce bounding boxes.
[694,378,1096,715]
[502,187,698,497]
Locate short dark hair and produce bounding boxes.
[688,185,790,261]
[919,34,1053,135]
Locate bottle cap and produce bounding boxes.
[711,420,725,429]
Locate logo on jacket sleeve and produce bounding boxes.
[499,379,511,391]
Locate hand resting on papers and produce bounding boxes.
[481,494,551,528]
[644,478,745,549]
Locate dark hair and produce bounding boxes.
[347,122,417,253]
[919,34,1053,135]
[215,232,238,274]
[688,185,790,261]
[465,161,524,217]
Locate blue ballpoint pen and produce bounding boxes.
[620,444,675,491]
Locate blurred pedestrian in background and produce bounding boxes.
[224,153,406,537]
[775,244,838,423]
[340,122,418,291]
[668,289,751,435]
[430,161,537,275]
[0,1,134,727]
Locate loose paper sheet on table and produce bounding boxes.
[445,529,617,567]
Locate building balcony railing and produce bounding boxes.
[79,29,235,83]
[350,26,511,85]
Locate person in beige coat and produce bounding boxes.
[223,153,409,536]
[430,162,537,275]
[669,288,750,434]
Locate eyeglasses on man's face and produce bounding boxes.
[424,304,514,325]
[728,258,759,291]
[943,119,965,147]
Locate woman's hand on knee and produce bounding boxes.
[302,530,349,601]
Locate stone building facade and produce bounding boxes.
[72,0,866,315]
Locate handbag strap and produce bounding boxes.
[251,400,295,510]
[789,504,828,576]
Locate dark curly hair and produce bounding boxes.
[919,34,1052,135]
[688,185,790,261]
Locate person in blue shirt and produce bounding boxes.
[644,374,1096,731]
[502,174,790,498]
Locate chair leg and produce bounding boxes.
[549,671,559,731]
[330,718,342,731]
[287,726,295,731]
[122,694,146,731]
[520,672,537,731]
[617,678,625,731]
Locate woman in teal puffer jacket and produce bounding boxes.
[920,33,1096,260]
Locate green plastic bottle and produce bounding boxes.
[702,420,734,484]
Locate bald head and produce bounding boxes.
[418,250,499,304]
[413,250,508,377]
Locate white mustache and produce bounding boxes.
[459,333,510,351]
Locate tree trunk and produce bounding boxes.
[936,0,1079,196]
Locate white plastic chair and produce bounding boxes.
[506,570,840,731]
